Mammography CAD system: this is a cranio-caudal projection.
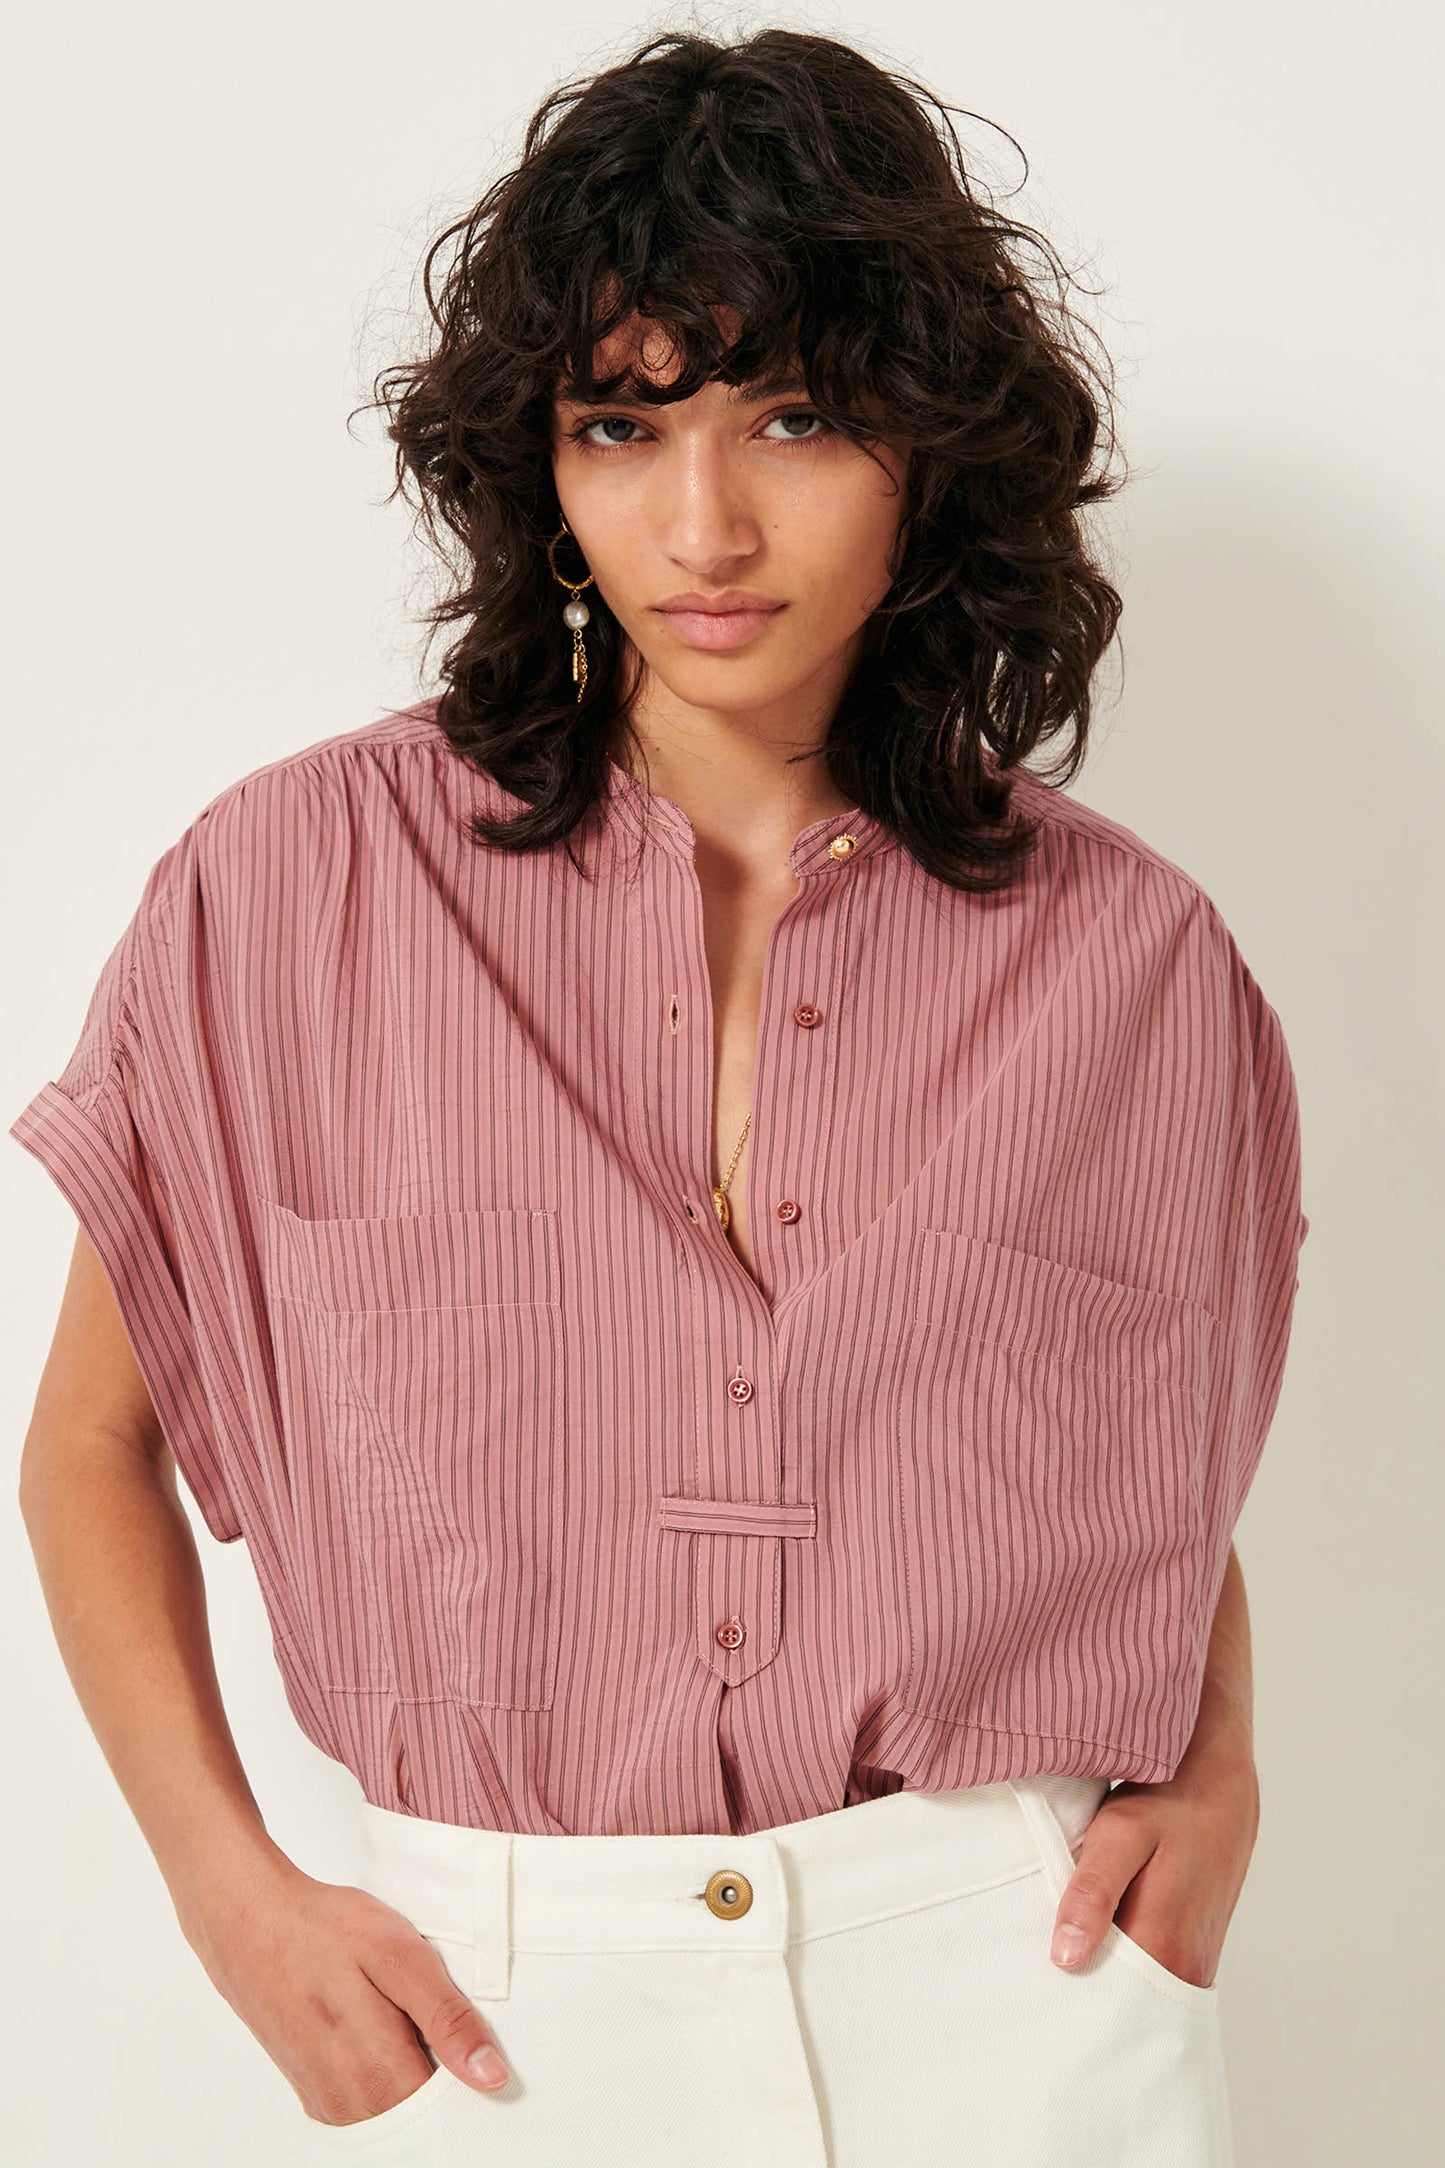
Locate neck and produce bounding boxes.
[609,680,857,871]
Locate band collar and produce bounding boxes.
[599,755,897,877]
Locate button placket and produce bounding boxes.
[646,797,879,1694]
[705,1331,775,1686]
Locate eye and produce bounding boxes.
[760,409,833,443]
[561,407,836,454]
[568,415,643,449]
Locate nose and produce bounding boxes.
[650,434,763,575]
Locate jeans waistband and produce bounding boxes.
[352,1774,1112,2001]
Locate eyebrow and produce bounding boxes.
[733,371,810,400]
[553,370,811,409]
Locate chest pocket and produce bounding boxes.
[895,1230,1216,1742]
[261,1197,565,1712]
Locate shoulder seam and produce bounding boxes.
[190,702,445,825]
[1006,767,1205,908]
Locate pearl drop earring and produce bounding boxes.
[547,517,596,702]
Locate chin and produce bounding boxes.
[663,643,824,696]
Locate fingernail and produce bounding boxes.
[1052,1923,1090,1968]
[467,2045,509,2087]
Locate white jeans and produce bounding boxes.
[293,1772,1233,2165]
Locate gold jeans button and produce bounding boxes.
[704,1869,754,1920]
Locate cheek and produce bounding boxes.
[584,556,650,633]
[549,465,622,579]
[811,464,907,591]
[805,502,905,625]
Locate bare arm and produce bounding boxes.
[17,1227,281,1924]
[1047,1542,1261,1987]
[17,1226,512,2123]
[1182,1540,1257,1776]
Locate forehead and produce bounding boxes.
[555,303,805,403]
[592,311,691,383]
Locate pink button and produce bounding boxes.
[793,1003,822,1028]
[776,1199,801,1224]
[716,1618,746,1650]
[727,1368,754,1405]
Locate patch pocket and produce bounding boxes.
[895,1232,1216,1737]
[262,1198,565,1711]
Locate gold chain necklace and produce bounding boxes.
[712,1111,751,1231]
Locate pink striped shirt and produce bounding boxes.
[10,699,1309,1835]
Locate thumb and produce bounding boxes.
[1049,1815,1147,1972]
[399,1934,511,2092]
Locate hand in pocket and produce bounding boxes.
[1046,1774,1254,1993]
[176,1848,513,2126]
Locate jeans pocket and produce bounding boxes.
[1009,1773,1220,2013]
[1103,1916,1220,2009]
[303,2057,454,2147]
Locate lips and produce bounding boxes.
[651,601,786,652]
[654,591,785,613]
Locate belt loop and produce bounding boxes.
[763,1833,790,1952]
[1004,1777,1076,1902]
[468,1830,512,2001]
[1006,1776,1110,1903]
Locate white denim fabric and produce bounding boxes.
[290,1773,1233,2166]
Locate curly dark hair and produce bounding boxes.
[355,25,1128,893]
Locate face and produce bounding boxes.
[549,309,911,735]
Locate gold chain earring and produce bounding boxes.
[547,517,596,701]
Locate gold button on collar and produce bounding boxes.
[704,1868,754,1920]
[828,832,858,859]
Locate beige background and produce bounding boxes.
[3,2,1437,2161]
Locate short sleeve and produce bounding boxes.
[9,839,243,1543]
[1202,904,1310,1531]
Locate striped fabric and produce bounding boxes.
[9,700,1309,1836]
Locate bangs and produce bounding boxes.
[543,120,898,417]
[555,282,877,419]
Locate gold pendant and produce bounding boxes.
[712,1186,730,1230]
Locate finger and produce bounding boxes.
[365,1927,512,2091]
[1049,1819,1154,1972]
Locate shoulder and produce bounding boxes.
[1004,762,1200,901]
[1005,768,1303,1170]
[1008,769,1302,1086]
[188,696,453,837]
[1002,762,1247,979]
[99,699,483,1009]
[141,697,488,902]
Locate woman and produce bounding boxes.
[11,26,1308,2167]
